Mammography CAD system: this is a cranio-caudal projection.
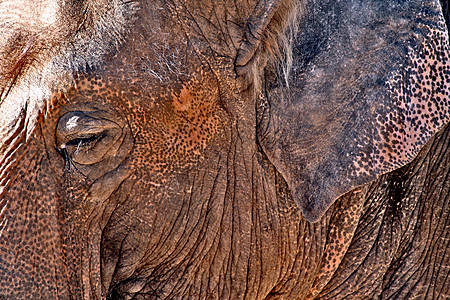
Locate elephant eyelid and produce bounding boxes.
[64,131,106,148]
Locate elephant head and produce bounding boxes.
[0,0,449,298]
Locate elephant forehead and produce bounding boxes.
[71,71,228,183]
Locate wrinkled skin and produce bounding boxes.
[0,0,449,299]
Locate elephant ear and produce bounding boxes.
[258,0,450,222]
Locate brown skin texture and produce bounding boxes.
[0,0,449,299]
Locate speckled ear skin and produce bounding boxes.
[259,0,450,222]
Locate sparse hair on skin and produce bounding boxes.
[0,0,137,194]
[0,0,302,153]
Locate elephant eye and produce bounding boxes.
[64,131,106,150]
[56,110,124,166]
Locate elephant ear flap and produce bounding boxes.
[258,1,450,222]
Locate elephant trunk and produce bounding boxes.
[0,130,85,298]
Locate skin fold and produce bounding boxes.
[0,0,449,299]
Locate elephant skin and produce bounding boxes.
[0,0,449,298]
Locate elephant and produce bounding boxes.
[0,0,449,298]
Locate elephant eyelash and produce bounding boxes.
[55,131,106,169]
[65,132,105,149]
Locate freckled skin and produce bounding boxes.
[0,0,449,299]
[259,0,450,222]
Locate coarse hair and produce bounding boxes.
[239,0,303,95]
